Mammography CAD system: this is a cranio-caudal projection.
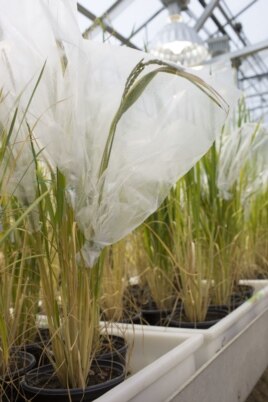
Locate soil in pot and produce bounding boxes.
[166,305,229,329]
[21,359,125,402]
[0,351,36,402]
[24,333,128,374]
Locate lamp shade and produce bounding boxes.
[149,15,209,67]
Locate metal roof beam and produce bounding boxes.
[205,39,268,63]
[77,3,139,49]
[194,0,220,32]
[222,0,259,28]
[248,104,268,112]
[239,72,268,82]
[245,91,268,98]
[81,0,135,39]
[77,3,96,22]
[198,0,226,34]
[218,1,268,74]
[227,39,268,62]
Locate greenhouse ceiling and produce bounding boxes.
[77,0,268,123]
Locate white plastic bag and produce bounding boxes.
[217,122,268,202]
[0,0,232,265]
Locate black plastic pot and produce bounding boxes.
[141,301,171,326]
[101,310,142,325]
[118,312,142,325]
[166,305,229,329]
[123,284,150,311]
[20,360,125,402]
[229,284,254,310]
[96,335,128,368]
[21,328,51,368]
[0,351,36,402]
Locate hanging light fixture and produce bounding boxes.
[149,0,209,67]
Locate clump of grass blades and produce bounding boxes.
[100,240,128,322]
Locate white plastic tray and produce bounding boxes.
[110,280,268,368]
[96,329,204,402]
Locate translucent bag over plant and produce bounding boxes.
[217,122,268,201]
[0,0,236,265]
